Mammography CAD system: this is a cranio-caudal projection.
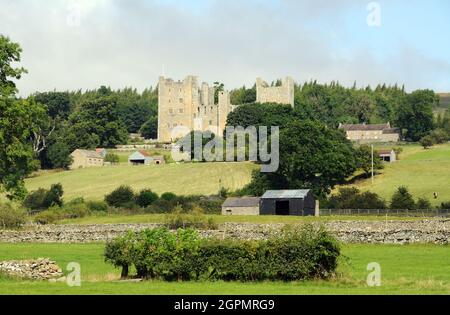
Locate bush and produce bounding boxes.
[391,186,415,210]
[104,225,340,282]
[439,201,450,210]
[430,128,448,144]
[0,204,27,229]
[164,205,217,230]
[160,192,177,202]
[23,183,64,212]
[104,153,120,164]
[420,135,435,149]
[328,187,386,209]
[416,198,432,210]
[105,186,135,208]
[135,189,159,208]
[87,200,109,212]
[33,207,64,225]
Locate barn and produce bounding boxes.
[221,197,260,215]
[260,190,315,216]
[128,151,153,165]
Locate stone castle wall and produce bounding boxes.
[256,77,294,107]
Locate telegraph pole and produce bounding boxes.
[371,144,374,184]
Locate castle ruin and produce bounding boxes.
[158,76,294,143]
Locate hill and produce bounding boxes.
[347,143,450,206]
[25,162,256,201]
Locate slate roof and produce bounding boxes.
[73,149,103,159]
[222,197,260,208]
[261,190,311,199]
[339,123,390,131]
[378,150,394,155]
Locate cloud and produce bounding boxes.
[0,0,448,96]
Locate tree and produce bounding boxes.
[104,153,120,164]
[396,90,436,141]
[46,141,72,169]
[419,135,434,149]
[355,145,384,177]
[140,116,158,140]
[34,92,72,119]
[246,119,357,197]
[391,186,415,210]
[0,35,27,96]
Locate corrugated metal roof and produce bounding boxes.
[261,190,311,199]
[222,197,260,208]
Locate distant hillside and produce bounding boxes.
[437,93,450,108]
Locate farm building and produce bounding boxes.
[128,151,166,165]
[95,148,107,158]
[260,190,316,216]
[379,149,397,163]
[221,197,260,215]
[339,122,400,143]
[70,149,104,170]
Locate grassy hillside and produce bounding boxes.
[348,143,450,206]
[25,162,256,201]
[1,243,448,294]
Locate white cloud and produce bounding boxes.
[0,0,448,96]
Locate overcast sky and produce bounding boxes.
[1,0,449,96]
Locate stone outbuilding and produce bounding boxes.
[260,190,316,216]
[70,149,104,170]
[339,122,400,143]
[378,149,397,163]
[221,197,261,215]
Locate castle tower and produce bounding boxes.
[256,76,295,107]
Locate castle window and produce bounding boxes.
[209,120,213,125]
[169,108,173,114]
[179,98,183,103]
[178,108,184,114]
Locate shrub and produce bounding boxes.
[104,153,120,164]
[87,200,109,212]
[33,207,64,225]
[104,225,340,282]
[328,187,386,209]
[160,192,177,202]
[105,186,135,208]
[135,189,159,208]
[420,135,435,149]
[164,205,218,230]
[416,198,432,210]
[391,186,416,210]
[23,183,64,212]
[439,201,450,210]
[0,204,27,229]
[430,128,448,144]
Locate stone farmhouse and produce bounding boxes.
[70,149,104,170]
[157,75,294,143]
[339,122,400,143]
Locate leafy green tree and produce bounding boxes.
[416,198,432,210]
[104,153,120,164]
[34,92,71,119]
[140,116,158,139]
[390,186,415,210]
[46,141,72,169]
[0,35,27,96]
[355,145,384,177]
[246,119,357,197]
[396,90,436,141]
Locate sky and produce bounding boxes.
[1,0,449,96]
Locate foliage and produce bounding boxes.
[46,141,73,169]
[34,92,72,119]
[420,135,434,149]
[139,116,158,140]
[396,90,436,141]
[160,192,178,202]
[440,201,450,210]
[328,187,386,209]
[135,189,159,208]
[33,207,64,225]
[416,198,432,210]
[0,35,27,96]
[23,183,64,212]
[86,200,109,212]
[104,153,120,164]
[105,185,135,208]
[355,145,384,177]
[164,205,218,230]
[104,225,340,281]
[245,120,357,197]
[391,186,416,210]
[0,203,27,229]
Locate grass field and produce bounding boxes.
[347,143,450,206]
[25,162,256,201]
[0,243,449,295]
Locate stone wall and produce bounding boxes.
[256,77,294,107]
[1,219,449,244]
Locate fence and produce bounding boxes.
[319,208,450,217]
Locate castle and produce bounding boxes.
[157,75,294,143]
